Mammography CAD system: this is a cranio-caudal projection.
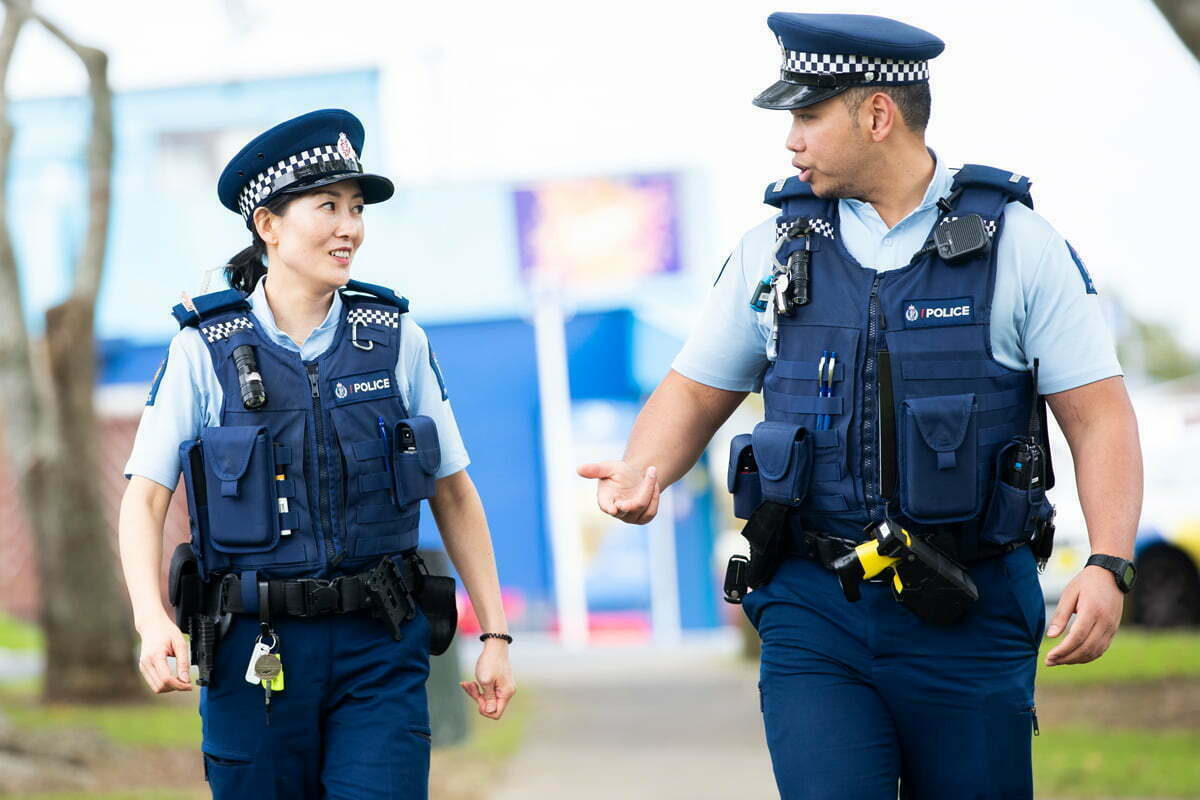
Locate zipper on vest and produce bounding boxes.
[306,362,339,566]
[862,274,886,523]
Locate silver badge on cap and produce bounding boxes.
[337,132,358,169]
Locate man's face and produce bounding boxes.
[785,95,874,199]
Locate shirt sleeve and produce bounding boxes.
[397,316,470,479]
[123,329,210,489]
[1008,207,1124,394]
[670,218,773,392]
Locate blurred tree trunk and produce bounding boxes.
[0,1,141,702]
[1153,0,1200,59]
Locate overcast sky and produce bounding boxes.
[10,0,1200,347]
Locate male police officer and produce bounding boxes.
[579,13,1142,800]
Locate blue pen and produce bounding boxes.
[824,351,838,431]
[816,351,829,431]
[377,416,395,502]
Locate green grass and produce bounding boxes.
[1035,725,1200,797]
[1037,629,1200,686]
[0,612,42,651]
[0,685,200,749]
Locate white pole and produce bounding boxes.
[648,486,682,646]
[531,282,589,650]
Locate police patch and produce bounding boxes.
[902,297,974,328]
[146,352,168,406]
[328,370,396,405]
[428,348,448,401]
[1066,241,1097,295]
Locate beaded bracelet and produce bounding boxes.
[479,632,513,644]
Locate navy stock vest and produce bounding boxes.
[174,280,441,581]
[732,165,1053,556]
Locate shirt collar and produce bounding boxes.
[246,276,343,352]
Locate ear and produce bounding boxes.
[866,91,898,143]
[253,206,278,246]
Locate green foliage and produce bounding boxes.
[1117,317,1200,382]
[1035,726,1200,797]
[0,613,42,652]
[1037,630,1200,686]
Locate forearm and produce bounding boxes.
[624,370,748,487]
[117,477,174,633]
[430,471,508,634]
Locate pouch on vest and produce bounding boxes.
[751,421,813,506]
[899,394,980,523]
[980,438,1053,547]
[392,416,441,509]
[728,433,762,519]
[198,425,281,553]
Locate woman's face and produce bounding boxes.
[258,179,365,291]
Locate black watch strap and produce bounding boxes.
[1086,554,1137,593]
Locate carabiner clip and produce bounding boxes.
[351,321,374,351]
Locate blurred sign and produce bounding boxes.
[513,173,681,286]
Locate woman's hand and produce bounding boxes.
[459,639,515,720]
[137,616,192,693]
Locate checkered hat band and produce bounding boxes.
[780,50,929,83]
[201,316,255,343]
[237,145,361,219]
[776,218,835,241]
[347,307,400,329]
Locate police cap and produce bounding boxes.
[217,108,394,224]
[753,13,945,111]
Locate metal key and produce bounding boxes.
[773,272,793,316]
[254,653,282,682]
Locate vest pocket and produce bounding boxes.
[727,433,761,519]
[198,426,281,553]
[751,421,813,506]
[392,416,441,509]
[900,393,980,522]
[980,440,1052,547]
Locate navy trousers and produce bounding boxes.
[200,608,432,799]
[742,546,1045,800]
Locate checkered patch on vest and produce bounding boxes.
[775,218,835,241]
[201,316,255,343]
[347,308,400,329]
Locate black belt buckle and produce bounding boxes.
[298,578,341,617]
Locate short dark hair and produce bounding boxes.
[841,83,931,133]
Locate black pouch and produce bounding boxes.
[198,425,280,553]
[751,421,813,506]
[414,566,458,656]
[392,416,441,509]
[727,433,762,520]
[980,439,1050,548]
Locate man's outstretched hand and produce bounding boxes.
[577,462,661,525]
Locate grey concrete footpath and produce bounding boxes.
[488,632,779,800]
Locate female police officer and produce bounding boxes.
[117,109,515,798]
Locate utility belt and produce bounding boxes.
[170,545,457,686]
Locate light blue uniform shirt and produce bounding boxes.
[673,155,1122,395]
[124,278,470,489]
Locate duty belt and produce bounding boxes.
[213,555,421,619]
[788,530,889,582]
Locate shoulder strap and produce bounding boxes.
[764,176,838,247]
[339,279,411,312]
[951,164,1034,213]
[171,289,250,329]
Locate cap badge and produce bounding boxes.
[337,132,358,167]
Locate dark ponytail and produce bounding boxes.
[222,191,299,293]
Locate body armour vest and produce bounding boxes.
[174,279,442,581]
[730,165,1053,557]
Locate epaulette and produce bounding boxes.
[764,175,815,208]
[339,279,410,313]
[170,289,250,329]
[952,164,1033,209]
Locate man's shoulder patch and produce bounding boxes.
[429,348,448,401]
[146,352,168,406]
[1065,241,1098,295]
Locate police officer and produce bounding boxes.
[118,109,515,799]
[580,14,1141,799]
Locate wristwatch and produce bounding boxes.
[1085,554,1137,594]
